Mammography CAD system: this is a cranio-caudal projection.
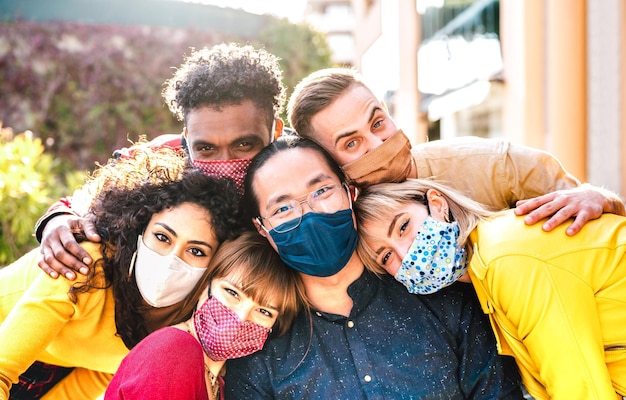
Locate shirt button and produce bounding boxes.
[347,320,354,328]
[364,375,372,383]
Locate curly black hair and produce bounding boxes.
[72,148,243,348]
[162,43,286,130]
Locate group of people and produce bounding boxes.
[0,41,624,400]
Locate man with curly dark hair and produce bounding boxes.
[35,43,287,280]
[163,43,286,162]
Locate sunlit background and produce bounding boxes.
[194,0,626,202]
[0,0,625,263]
[180,0,309,22]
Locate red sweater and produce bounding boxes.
[105,327,215,400]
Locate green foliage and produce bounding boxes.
[255,19,334,123]
[0,19,333,170]
[0,124,84,266]
[0,21,218,170]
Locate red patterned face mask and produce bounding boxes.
[192,158,252,195]
[194,295,271,361]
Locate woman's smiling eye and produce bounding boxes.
[373,120,382,129]
[346,139,357,149]
[154,232,170,243]
[399,219,409,235]
[224,287,240,299]
[189,247,207,257]
[381,251,392,266]
[258,308,274,318]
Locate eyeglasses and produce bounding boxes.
[257,184,350,233]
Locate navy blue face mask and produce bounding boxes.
[269,208,358,277]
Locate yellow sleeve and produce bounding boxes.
[486,255,615,399]
[0,246,102,399]
[41,367,112,400]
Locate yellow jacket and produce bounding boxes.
[468,210,626,399]
[0,242,129,400]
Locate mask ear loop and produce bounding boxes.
[423,193,450,222]
[128,234,143,280]
[128,250,137,280]
[342,183,353,209]
[270,119,277,141]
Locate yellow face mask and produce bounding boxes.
[341,129,415,188]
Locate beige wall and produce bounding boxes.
[501,0,625,196]
[502,0,587,180]
[545,0,587,180]
[500,0,545,148]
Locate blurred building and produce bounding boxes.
[346,0,625,197]
[304,0,356,66]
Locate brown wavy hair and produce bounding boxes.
[162,43,286,132]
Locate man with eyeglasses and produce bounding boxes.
[256,183,352,277]
[225,136,524,399]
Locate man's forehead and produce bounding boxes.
[189,131,267,146]
[312,88,380,136]
[186,102,270,127]
[185,105,271,145]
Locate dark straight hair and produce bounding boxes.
[241,136,347,225]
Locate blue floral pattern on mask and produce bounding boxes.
[395,216,468,294]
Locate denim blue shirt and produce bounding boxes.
[224,270,522,399]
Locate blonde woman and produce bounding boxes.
[354,178,626,400]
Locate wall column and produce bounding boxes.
[545,0,587,179]
[500,0,546,148]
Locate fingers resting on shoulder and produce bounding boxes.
[514,184,623,236]
[38,216,101,280]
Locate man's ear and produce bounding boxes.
[253,218,267,238]
[273,119,284,141]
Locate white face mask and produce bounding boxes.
[133,235,207,308]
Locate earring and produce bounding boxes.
[443,208,450,223]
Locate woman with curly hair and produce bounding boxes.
[0,148,243,400]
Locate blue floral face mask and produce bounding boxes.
[395,216,468,294]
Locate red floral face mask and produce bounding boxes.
[192,158,252,195]
[194,295,271,361]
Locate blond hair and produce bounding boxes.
[354,179,496,274]
[288,68,368,139]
